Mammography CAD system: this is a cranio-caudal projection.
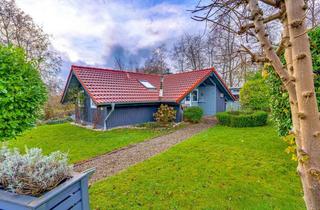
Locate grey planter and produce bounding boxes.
[0,168,95,210]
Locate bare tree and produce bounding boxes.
[171,33,208,71]
[114,55,126,70]
[171,37,188,72]
[143,44,168,74]
[192,0,320,209]
[307,0,320,27]
[206,18,247,87]
[0,0,61,85]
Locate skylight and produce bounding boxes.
[139,80,155,89]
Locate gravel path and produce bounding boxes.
[74,122,214,184]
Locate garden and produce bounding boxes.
[1,0,320,209]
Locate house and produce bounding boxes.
[230,87,241,101]
[61,65,235,130]
[226,87,241,111]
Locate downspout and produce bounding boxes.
[104,103,115,130]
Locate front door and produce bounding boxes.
[199,85,216,116]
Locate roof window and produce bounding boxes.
[139,80,155,89]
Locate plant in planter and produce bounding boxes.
[0,146,94,210]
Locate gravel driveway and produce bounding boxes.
[74,121,214,184]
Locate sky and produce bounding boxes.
[15,0,206,80]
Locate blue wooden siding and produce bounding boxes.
[105,105,159,129]
[179,75,231,115]
[0,169,94,210]
[198,84,216,116]
[216,86,226,113]
[82,103,182,129]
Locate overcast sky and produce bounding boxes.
[15,0,206,80]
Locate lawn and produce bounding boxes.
[6,123,173,163]
[90,125,305,210]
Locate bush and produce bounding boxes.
[0,45,47,140]
[216,111,268,127]
[265,64,292,136]
[240,73,270,111]
[44,95,74,120]
[183,106,203,123]
[265,26,320,136]
[153,104,176,126]
[0,146,73,196]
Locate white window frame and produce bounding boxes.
[184,89,198,105]
[139,80,156,89]
[191,89,199,102]
[77,90,85,107]
[90,98,97,109]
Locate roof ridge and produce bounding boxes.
[163,68,214,76]
[71,65,161,77]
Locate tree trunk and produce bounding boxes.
[282,8,301,150]
[285,1,320,209]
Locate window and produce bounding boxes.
[77,90,85,107]
[185,94,190,102]
[139,80,155,89]
[184,89,198,104]
[192,89,198,102]
[90,98,97,108]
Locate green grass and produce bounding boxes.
[6,123,173,163]
[90,125,305,210]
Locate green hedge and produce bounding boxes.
[183,107,203,123]
[216,111,268,127]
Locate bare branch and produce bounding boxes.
[259,0,279,7]
[238,10,284,34]
[240,44,269,62]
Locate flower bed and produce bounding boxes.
[216,111,268,127]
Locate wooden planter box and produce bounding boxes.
[0,168,95,210]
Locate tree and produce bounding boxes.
[192,1,320,209]
[307,0,320,27]
[240,72,270,111]
[114,55,126,70]
[266,27,320,137]
[0,45,47,140]
[171,33,207,71]
[143,44,168,74]
[207,21,248,87]
[0,0,61,85]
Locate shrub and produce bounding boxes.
[44,95,74,120]
[216,111,268,127]
[0,45,47,140]
[183,106,203,123]
[240,73,270,111]
[0,146,73,196]
[153,104,176,126]
[264,26,320,136]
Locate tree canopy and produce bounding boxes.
[0,45,47,140]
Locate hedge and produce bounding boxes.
[216,111,268,127]
[183,107,203,123]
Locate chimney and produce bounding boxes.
[126,72,130,79]
[159,76,164,98]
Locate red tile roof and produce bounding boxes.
[62,65,235,105]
